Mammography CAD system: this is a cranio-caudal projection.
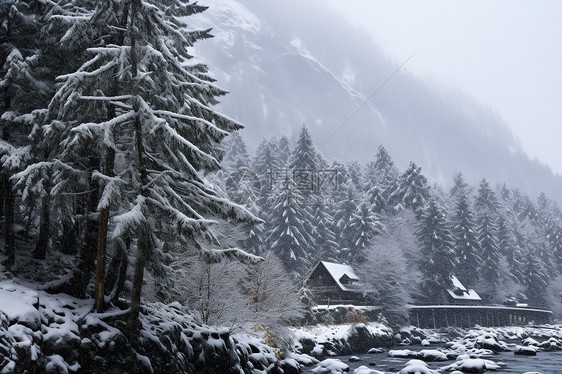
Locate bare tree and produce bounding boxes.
[358,213,418,326]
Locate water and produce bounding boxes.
[302,345,562,373]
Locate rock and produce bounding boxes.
[421,339,431,346]
[388,349,418,359]
[349,356,361,362]
[291,353,319,366]
[440,357,501,373]
[514,345,538,356]
[475,334,508,352]
[367,348,383,354]
[353,365,384,374]
[399,359,435,374]
[418,349,448,361]
[312,358,350,373]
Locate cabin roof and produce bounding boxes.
[316,261,359,292]
[448,275,481,301]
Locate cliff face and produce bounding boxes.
[190,0,562,202]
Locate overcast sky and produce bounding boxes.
[325,0,562,175]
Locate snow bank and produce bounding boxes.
[0,280,288,373]
[292,323,393,357]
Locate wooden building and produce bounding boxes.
[447,276,482,305]
[305,261,363,305]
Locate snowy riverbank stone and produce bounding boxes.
[312,358,350,373]
[514,345,538,356]
[353,365,384,374]
[399,359,435,374]
[441,355,502,373]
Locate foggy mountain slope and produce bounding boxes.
[191,0,562,201]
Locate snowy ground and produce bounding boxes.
[0,279,286,373]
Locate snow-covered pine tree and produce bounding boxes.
[252,137,281,213]
[346,201,383,264]
[451,193,482,288]
[415,199,455,304]
[289,125,318,170]
[1,0,55,266]
[222,131,250,171]
[276,135,291,168]
[311,199,338,263]
[517,219,550,307]
[288,124,324,261]
[19,0,257,324]
[474,179,500,216]
[332,184,358,255]
[373,145,399,190]
[265,177,313,276]
[387,162,430,216]
[346,160,363,192]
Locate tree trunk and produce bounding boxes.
[46,180,98,298]
[126,0,150,330]
[2,174,15,267]
[106,236,129,303]
[126,231,148,330]
[32,189,50,260]
[94,147,115,312]
[60,219,78,255]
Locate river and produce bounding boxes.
[302,344,562,373]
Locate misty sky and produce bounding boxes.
[325,0,562,175]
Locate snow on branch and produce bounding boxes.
[200,248,264,265]
[111,196,147,239]
[152,109,228,137]
[79,95,133,101]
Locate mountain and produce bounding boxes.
[190,0,562,202]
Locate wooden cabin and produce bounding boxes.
[305,261,363,305]
[447,275,482,305]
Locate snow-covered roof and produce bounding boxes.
[448,275,481,301]
[319,261,359,292]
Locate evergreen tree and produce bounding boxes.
[474,179,500,216]
[345,201,383,264]
[451,194,481,287]
[1,0,54,266]
[265,178,313,276]
[16,0,256,324]
[311,200,338,263]
[332,185,358,254]
[346,159,363,192]
[289,125,320,173]
[415,199,455,303]
[276,135,291,168]
[369,145,398,188]
[449,173,470,201]
[387,162,430,215]
[222,131,250,171]
[365,185,387,215]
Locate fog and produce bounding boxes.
[325,0,562,176]
[192,0,562,202]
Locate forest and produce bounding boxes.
[2,0,562,346]
[219,128,562,326]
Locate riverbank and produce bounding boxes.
[296,324,562,373]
